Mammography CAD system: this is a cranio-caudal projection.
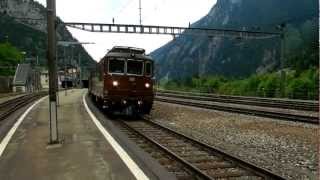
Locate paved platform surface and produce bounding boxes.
[0,89,138,180]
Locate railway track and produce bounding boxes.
[0,92,47,121]
[116,119,286,180]
[156,90,318,112]
[155,96,319,124]
[0,92,23,99]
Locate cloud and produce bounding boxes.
[35,0,217,61]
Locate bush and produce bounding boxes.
[160,68,319,100]
[0,42,22,76]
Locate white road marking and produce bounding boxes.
[83,94,149,180]
[0,96,47,157]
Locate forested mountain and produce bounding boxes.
[0,0,96,71]
[151,0,318,80]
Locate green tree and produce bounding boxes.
[0,42,22,76]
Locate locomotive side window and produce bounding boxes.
[145,62,152,76]
[127,60,143,75]
[109,59,125,74]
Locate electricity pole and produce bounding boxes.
[47,0,59,144]
[78,53,82,88]
[64,46,68,96]
[279,23,286,98]
[139,0,142,25]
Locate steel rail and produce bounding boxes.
[0,92,23,99]
[0,92,47,121]
[121,121,213,180]
[156,89,318,108]
[119,119,286,179]
[0,94,32,109]
[155,97,319,124]
[156,92,318,112]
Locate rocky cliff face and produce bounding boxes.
[151,0,317,80]
[0,0,96,71]
[1,0,46,31]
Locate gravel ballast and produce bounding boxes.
[150,102,319,179]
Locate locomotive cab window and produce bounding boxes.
[145,62,152,76]
[109,59,125,74]
[127,60,143,75]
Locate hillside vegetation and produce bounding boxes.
[161,68,318,100]
[0,42,22,76]
[0,0,96,75]
[154,0,318,100]
[152,0,318,80]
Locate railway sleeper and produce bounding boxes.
[158,158,176,165]
[157,141,191,150]
[132,139,146,144]
[140,146,154,153]
[150,152,166,159]
[184,155,222,163]
[175,151,209,157]
[206,167,252,178]
[171,171,194,180]
[194,161,235,170]
[166,164,186,173]
[156,140,187,146]
[136,143,151,148]
[134,129,163,133]
[127,134,138,139]
[150,137,179,142]
[168,148,201,155]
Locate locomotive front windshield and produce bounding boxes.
[127,60,143,75]
[109,59,125,74]
[108,58,152,76]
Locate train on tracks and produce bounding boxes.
[89,46,154,116]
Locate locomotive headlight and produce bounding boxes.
[113,81,119,87]
[145,83,150,88]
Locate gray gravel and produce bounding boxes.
[150,101,319,180]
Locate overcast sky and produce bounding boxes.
[35,0,217,61]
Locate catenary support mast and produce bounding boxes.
[47,0,59,144]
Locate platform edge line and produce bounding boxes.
[83,94,150,180]
[0,96,47,157]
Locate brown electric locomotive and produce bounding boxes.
[89,46,154,115]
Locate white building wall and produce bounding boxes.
[40,74,49,89]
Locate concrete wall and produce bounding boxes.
[13,86,25,93]
[0,76,13,93]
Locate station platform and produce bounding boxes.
[0,89,173,180]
